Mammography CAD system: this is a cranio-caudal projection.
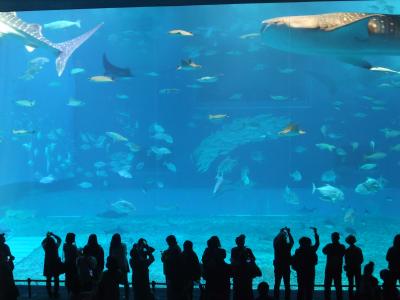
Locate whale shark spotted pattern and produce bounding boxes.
[0,12,103,76]
[261,12,400,71]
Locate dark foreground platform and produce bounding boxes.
[16,285,345,300]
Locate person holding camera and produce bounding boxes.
[273,227,294,300]
[42,231,62,299]
[130,238,155,300]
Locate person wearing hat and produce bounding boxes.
[323,232,346,300]
[230,234,256,300]
[344,234,364,300]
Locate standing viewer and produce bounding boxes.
[202,236,232,300]
[323,232,346,300]
[109,233,130,300]
[130,238,155,300]
[161,235,183,300]
[344,234,363,300]
[0,233,19,300]
[42,232,62,299]
[386,234,400,285]
[230,234,256,300]
[181,240,201,300]
[273,227,294,300]
[291,227,319,300]
[63,232,79,296]
[83,234,105,280]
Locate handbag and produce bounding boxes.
[56,258,66,275]
[247,261,262,278]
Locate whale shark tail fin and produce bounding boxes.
[54,23,103,76]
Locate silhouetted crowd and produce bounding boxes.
[1,228,400,300]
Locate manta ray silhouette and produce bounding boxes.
[103,54,132,79]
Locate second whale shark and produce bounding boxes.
[261,12,400,73]
[0,12,103,76]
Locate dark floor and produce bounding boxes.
[16,285,344,300]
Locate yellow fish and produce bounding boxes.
[89,75,113,83]
[278,123,306,136]
[168,29,193,36]
[208,114,228,120]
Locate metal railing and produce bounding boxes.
[14,278,361,299]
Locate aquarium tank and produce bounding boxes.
[0,0,399,285]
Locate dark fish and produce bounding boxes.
[96,210,128,219]
[345,226,357,235]
[103,225,129,235]
[103,53,132,79]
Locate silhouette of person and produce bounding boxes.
[359,262,380,300]
[109,233,130,300]
[344,234,363,300]
[181,240,201,300]
[161,235,183,300]
[230,234,256,300]
[42,231,62,298]
[0,233,19,300]
[76,249,98,292]
[273,227,294,300]
[291,227,319,300]
[380,269,400,300]
[255,281,273,300]
[386,234,400,285]
[202,236,232,300]
[95,256,123,300]
[129,238,155,300]
[63,232,79,296]
[83,234,104,280]
[323,232,346,300]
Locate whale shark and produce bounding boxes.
[261,12,400,72]
[0,12,103,76]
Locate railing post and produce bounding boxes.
[27,278,32,299]
[151,280,156,294]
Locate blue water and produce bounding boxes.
[0,0,399,284]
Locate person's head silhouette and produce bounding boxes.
[331,232,340,243]
[183,240,193,251]
[257,281,270,297]
[207,236,221,249]
[345,234,356,245]
[88,234,98,246]
[111,233,122,248]
[106,256,118,271]
[65,232,76,245]
[235,234,246,247]
[364,261,374,276]
[299,237,311,248]
[166,235,177,247]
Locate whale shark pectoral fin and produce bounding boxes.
[24,45,36,52]
[339,56,372,70]
[339,57,400,74]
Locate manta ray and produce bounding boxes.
[0,12,102,76]
[103,53,132,79]
[261,12,400,73]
